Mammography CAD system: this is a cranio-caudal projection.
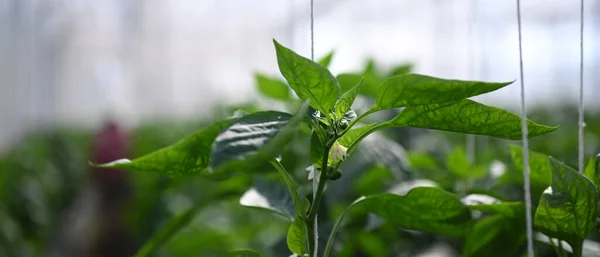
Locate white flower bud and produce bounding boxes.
[330,140,348,164]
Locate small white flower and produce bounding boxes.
[330,140,348,164]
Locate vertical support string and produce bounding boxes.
[466,0,476,165]
[578,0,585,174]
[515,0,534,256]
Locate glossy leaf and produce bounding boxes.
[463,215,525,257]
[317,50,335,68]
[360,187,472,237]
[209,102,309,177]
[462,194,525,219]
[337,123,377,149]
[334,78,363,121]
[372,74,511,110]
[91,119,235,176]
[287,217,308,255]
[534,157,599,249]
[239,176,305,221]
[254,73,290,100]
[389,99,558,140]
[227,249,262,257]
[273,40,340,113]
[508,145,552,193]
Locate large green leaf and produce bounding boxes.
[273,40,340,113]
[226,249,262,257]
[534,157,599,252]
[463,215,525,257]
[508,145,552,193]
[372,74,512,110]
[209,102,309,177]
[388,99,557,140]
[239,176,308,221]
[91,119,235,176]
[287,217,308,255]
[360,187,472,237]
[334,79,363,121]
[254,73,290,100]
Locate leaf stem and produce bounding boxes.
[338,108,377,138]
[307,139,334,257]
[322,196,366,257]
[270,159,308,220]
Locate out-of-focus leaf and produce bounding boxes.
[239,176,308,221]
[254,73,290,101]
[508,145,552,194]
[463,215,525,257]
[227,249,262,257]
[462,194,525,218]
[317,50,335,68]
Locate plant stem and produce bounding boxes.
[571,240,583,257]
[307,141,333,257]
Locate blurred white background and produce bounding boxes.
[1,0,599,150]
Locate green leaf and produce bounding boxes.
[287,217,308,255]
[271,159,310,220]
[462,194,525,219]
[534,157,599,249]
[317,50,335,68]
[508,145,552,193]
[334,78,363,121]
[239,176,306,221]
[372,74,512,110]
[337,123,377,148]
[388,99,558,140]
[584,154,600,188]
[336,73,381,97]
[388,64,412,76]
[463,215,525,257]
[273,39,340,113]
[209,102,309,177]
[227,249,262,257]
[446,146,471,179]
[361,187,472,237]
[254,73,290,100]
[91,119,236,176]
[407,152,443,171]
[311,131,324,168]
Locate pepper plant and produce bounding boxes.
[93,39,567,257]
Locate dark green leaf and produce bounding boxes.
[273,40,340,113]
[373,74,512,110]
[336,73,381,97]
[91,119,235,176]
[239,176,305,221]
[254,73,290,100]
[361,187,472,237]
[463,215,525,257]
[317,50,335,68]
[227,249,262,257]
[462,194,525,219]
[287,217,308,255]
[334,78,363,121]
[209,102,309,177]
[534,157,599,247]
[311,131,324,168]
[388,99,558,140]
[508,145,552,193]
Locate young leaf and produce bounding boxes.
[463,215,525,257]
[255,73,290,100]
[209,102,309,177]
[372,74,512,110]
[534,157,599,251]
[583,153,600,188]
[273,39,340,113]
[239,176,306,221]
[508,145,552,193]
[360,187,472,237]
[271,160,310,220]
[336,73,381,97]
[227,249,262,257]
[317,50,335,68]
[334,78,363,121]
[287,217,308,255]
[91,119,236,176]
[388,99,558,140]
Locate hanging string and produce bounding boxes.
[578,0,585,174]
[310,0,315,61]
[515,0,535,256]
[466,0,477,165]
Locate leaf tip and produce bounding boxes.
[89,158,132,169]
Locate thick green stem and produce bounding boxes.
[307,140,333,257]
[571,240,583,257]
